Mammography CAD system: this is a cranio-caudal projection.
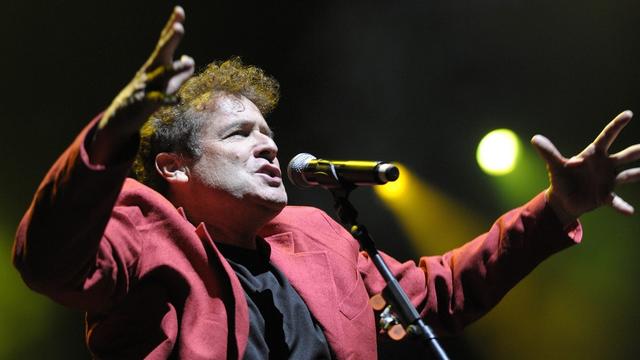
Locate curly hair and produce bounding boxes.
[132,57,280,194]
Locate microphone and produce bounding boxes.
[287,153,400,188]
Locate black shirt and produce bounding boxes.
[216,240,332,360]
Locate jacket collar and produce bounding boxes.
[194,217,345,359]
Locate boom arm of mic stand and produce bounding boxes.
[330,188,449,360]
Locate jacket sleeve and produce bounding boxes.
[12,115,142,312]
[357,192,582,333]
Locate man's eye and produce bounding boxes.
[227,130,248,138]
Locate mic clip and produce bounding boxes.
[310,160,352,189]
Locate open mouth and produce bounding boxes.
[256,164,282,179]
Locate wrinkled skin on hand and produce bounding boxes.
[531,110,640,224]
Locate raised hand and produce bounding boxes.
[91,6,195,165]
[531,110,640,225]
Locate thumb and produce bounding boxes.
[530,135,567,168]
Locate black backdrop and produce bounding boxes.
[2,1,640,359]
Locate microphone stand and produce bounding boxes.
[329,186,449,360]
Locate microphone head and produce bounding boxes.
[377,163,400,183]
[287,153,317,188]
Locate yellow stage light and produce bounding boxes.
[476,129,520,175]
[373,163,486,255]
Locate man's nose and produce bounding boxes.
[254,133,278,162]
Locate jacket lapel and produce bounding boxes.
[194,223,249,360]
[265,232,343,353]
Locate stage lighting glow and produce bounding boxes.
[476,129,520,175]
[374,163,408,200]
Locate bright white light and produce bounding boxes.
[476,129,520,176]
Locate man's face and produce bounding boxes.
[188,94,287,214]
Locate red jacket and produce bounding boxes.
[13,118,582,359]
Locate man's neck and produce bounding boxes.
[183,204,277,250]
[203,221,260,250]
[168,188,282,250]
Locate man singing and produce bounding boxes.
[12,6,640,359]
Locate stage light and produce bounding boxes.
[373,163,486,255]
[476,129,520,175]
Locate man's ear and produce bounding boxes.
[155,152,190,184]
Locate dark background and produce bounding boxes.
[1,1,639,358]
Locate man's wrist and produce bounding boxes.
[545,188,579,227]
[88,112,140,167]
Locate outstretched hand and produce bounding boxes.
[91,6,195,165]
[531,110,640,225]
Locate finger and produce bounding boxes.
[160,6,185,39]
[616,168,640,185]
[564,154,586,169]
[170,55,196,79]
[145,64,170,83]
[530,135,567,168]
[593,110,633,152]
[611,144,640,166]
[145,91,180,106]
[146,55,195,91]
[166,55,196,94]
[609,193,634,215]
[146,7,186,69]
[156,21,185,65]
